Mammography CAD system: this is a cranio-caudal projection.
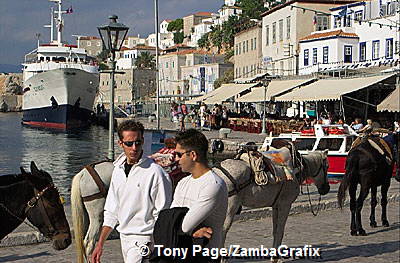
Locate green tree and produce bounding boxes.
[135,52,155,69]
[236,0,267,20]
[213,68,234,89]
[198,33,210,50]
[96,50,109,62]
[167,18,183,32]
[173,31,184,44]
[209,26,223,52]
[167,18,184,44]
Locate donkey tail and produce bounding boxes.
[71,170,87,263]
[338,152,357,209]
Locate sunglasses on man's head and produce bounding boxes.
[122,140,142,147]
[175,150,191,158]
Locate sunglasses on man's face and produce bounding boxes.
[175,151,191,158]
[122,140,142,147]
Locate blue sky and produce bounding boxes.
[0,0,222,66]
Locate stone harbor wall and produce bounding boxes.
[0,73,23,112]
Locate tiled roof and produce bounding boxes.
[121,45,157,51]
[300,30,359,41]
[261,0,361,17]
[164,49,214,56]
[195,12,213,16]
[164,44,191,50]
[80,36,100,40]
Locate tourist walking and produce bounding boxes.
[172,129,228,262]
[91,120,172,263]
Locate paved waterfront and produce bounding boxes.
[0,199,398,262]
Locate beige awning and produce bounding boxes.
[275,74,395,102]
[236,79,314,102]
[203,83,257,104]
[377,87,400,112]
[185,94,208,104]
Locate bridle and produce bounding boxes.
[0,182,60,238]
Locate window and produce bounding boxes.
[354,11,363,22]
[316,138,344,151]
[87,41,91,46]
[386,38,393,58]
[295,138,316,151]
[323,46,328,64]
[280,61,284,75]
[372,40,380,60]
[239,42,241,54]
[286,16,291,39]
[246,40,249,52]
[304,49,309,66]
[345,14,352,27]
[250,38,254,50]
[97,41,101,47]
[313,48,317,65]
[359,42,366,62]
[166,62,169,68]
[344,45,352,63]
[388,2,396,15]
[316,15,329,31]
[254,37,257,50]
[334,16,341,28]
[266,25,270,46]
[272,22,276,43]
[279,19,283,41]
[172,61,175,68]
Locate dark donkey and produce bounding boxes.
[0,161,71,250]
[338,138,394,236]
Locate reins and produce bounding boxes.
[0,183,57,236]
[301,154,326,216]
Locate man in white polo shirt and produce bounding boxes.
[91,120,172,263]
[172,129,228,262]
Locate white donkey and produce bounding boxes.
[71,150,329,263]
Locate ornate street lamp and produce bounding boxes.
[98,15,129,160]
[261,78,271,135]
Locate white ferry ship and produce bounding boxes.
[22,0,99,130]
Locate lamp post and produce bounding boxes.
[98,15,129,161]
[261,78,271,135]
[154,0,160,130]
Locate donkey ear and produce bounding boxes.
[323,149,329,157]
[30,161,40,174]
[20,167,27,175]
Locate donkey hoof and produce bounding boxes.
[350,230,358,236]
[358,229,367,236]
[370,222,377,228]
[382,221,390,227]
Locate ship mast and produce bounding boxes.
[49,0,64,46]
[43,7,54,43]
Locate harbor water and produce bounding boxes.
[0,112,121,202]
[0,112,178,203]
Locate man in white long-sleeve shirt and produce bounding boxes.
[92,120,172,263]
[172,129,228,261]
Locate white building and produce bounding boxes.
[299,0,398,75]
[158,49,225,96]
[160,19,172,34]
[123,35,147,49]
[181,63,233,95]
[190,19,214,47]
[215,0,242,25]
[261,0,355,76]
[116,46,156,70]
[146,32,175,50]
